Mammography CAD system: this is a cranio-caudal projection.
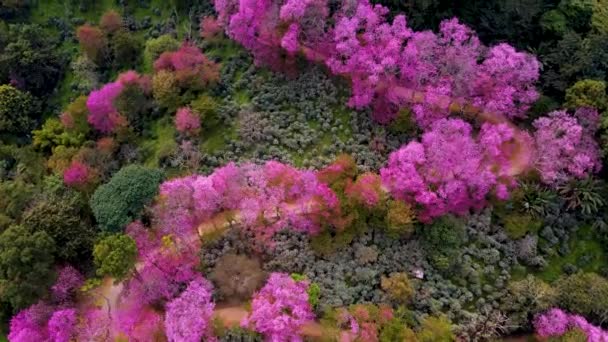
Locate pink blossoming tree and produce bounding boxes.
[533,108,602,185]
[534,308,608,341]
[164,276,216,342]
[174,107,201,135]
[242,273,315,341]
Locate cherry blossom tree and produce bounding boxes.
[380,119,522,221]
[242,273,315,341]
[533,108,602,185]
[534,308,608,341]
[63,160,92,187]
[174,107,201,135]
[164,276,216,342]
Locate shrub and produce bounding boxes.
[99,10,123,34]
[555,272,608,323]
[503,212,542,239]
[0,84,39,136]
[380,272,414,304]
[153,70,180,111]
[564,79,607,110]
[71,55,100,93]
[190,94,218,123]
[558,178,606,215]
[174,107,201,136]
[76,24,107,64]
[417,315,455,342]
[421,216,465,270]
[144,34,180,65]
[90,165,163,232]
[111,30,141,69]
[209,253,266,303]
[32,118,85,151]
[93,233,137,281]
[540,9,568,36]
[385,200,416,238]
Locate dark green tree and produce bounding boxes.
[0,24,66,96]
[90,165,163,232]
[0,225,56,312]
[0,85,40,137]
[112,30,142,69]
[93,233,137,281]
[23,187,96,262]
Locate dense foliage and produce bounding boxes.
[1,0,608,340]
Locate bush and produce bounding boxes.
[144,34,180,65]
[385,200,416,238]
[558,178,606,215]
[153,70,180,111]
[90,165,163,232]
[564,79,607,110]
[0,84,39,136]
[555,272,608,323]
[111,30,141,69]
[76,24,107,65]
[421,216,465,270]
[540,9,568,37]
[417,315,455,342]
[380,272,414,304]
[503,213,542,239]
[93,233,137,281]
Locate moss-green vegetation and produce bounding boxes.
[536,226,607,283]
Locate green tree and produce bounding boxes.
[0,225,55,311]
[90,165,163,232]
[0,24,66,96]
[0,85,39,136]
[421,216,465,271]
[144,34,180,66]
[93,233,137,281]
[417,315,455,342]
[555,272,608,323]
[564,79,607,110]
[23,188,95,262]
[114,83,153,132]
[112,30,141,69]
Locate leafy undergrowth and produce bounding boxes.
[536,226,607,283]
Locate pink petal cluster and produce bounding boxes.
[63,160,91,187]
[51,265,84,303]
[200,16,222,40]
[174,107,201,135]
[215,0,540,125]
[47,309,77,342]
[153,43,220,87]
[380,119,521,221]
[345,172,383,208]
[164,276,216,342]
[86,70,149,133]
[534,308,608,341]
[8,302,53,342]
[533,109,602,185]
[86,81,125,133]
[242,273,315,341]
